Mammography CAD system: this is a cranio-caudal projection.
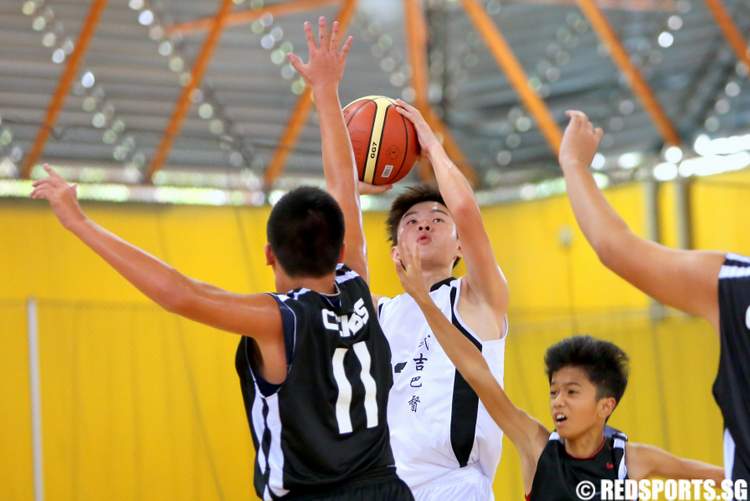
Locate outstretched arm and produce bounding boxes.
[31,165,282,340]
[395,100,508,335]
[288,17,369,281]
[394,238,547,492]
[627,443,724,483]
[559,111,723,330]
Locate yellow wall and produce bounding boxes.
[3,169,746,500]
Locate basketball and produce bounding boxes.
[343,95,420,186]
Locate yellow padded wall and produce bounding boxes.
[1,169,741,501]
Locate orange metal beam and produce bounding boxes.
[168,0,340,36]
[461,0,563,155]
[404,0,476,185]
[263,0,358,188]
[404,0,429,110]
[404,0,435,183]
[576,0,681,146]
[515,0,676,11]
[147,0,234,181]
[705,0,750,71]
[21,0,108,178]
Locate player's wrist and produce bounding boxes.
[311,84,340,101]
[62,211,88,233]
[560,159,590,173]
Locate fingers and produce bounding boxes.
[43,164,62,180]
[318,16,329,49]
[395,99,418,114]
[340,35,353,60]
[564,110,604,138]
[399,241,413,270]
[565,110,586,130]
[287,53,309,80]
[329,20,339,51]
[32,178,56,189]
[303,21,316,53]
[358,181,392,195]
[30,187,50,200]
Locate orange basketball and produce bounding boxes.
[343,96,420,186]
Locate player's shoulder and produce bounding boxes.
[335,263,360,282]
[721,253,750,279]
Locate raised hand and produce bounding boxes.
[287,16,353,92]
[30,164,86,230]
[393,99,441,157]
[559,110,604,171]
[393,238,430,302]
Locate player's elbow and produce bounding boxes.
[590,228,632,271]
[155,271,194,315]
[450,197,480,221]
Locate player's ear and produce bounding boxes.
[265,243,276,267]
[597,396,617,421]
[391,244,401,263]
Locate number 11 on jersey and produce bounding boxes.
[331,341,379,435]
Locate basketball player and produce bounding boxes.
[394,239,724,500]
[29,18,413,501]
[558,110,749,482]
[306,52,510,494]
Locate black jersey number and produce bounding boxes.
[331,341,378,435]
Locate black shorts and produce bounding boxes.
[284,468,414,500]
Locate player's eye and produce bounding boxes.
[406,218,417,225]
[433,217,444,223]
[549,390,558,397]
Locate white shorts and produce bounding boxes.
[411,464,494,501]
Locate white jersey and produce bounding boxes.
[378,277,507,493]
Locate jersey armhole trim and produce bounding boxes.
[247,294,298,397]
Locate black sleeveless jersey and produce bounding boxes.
[528,428,628,501]
[235,264,395,499]
[714,253,750,481]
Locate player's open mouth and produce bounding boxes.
[554,413,567,423]
[417,235,431,244]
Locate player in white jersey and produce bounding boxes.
[323,97,510,499]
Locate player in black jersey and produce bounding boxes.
[30,17,412,501]
[393,239,723,500]
[558,110,749,482]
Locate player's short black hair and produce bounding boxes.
[545,335,629,405]
[267,186,344,277]
[386,184,446,246]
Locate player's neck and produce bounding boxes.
[563,426,606,459]
[420,266,454,291]
[284,273,337,295]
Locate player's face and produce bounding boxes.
[549,366,609,440]
[395,201,460,270]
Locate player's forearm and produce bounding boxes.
[427,145,478,217]
[315,87,359,204]
[413,293,502,396]
[66,217,192,311]
[560,161,631,255]
[411,290,544,457]
[314,87,367,268]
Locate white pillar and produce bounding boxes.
[27,298,44,501]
